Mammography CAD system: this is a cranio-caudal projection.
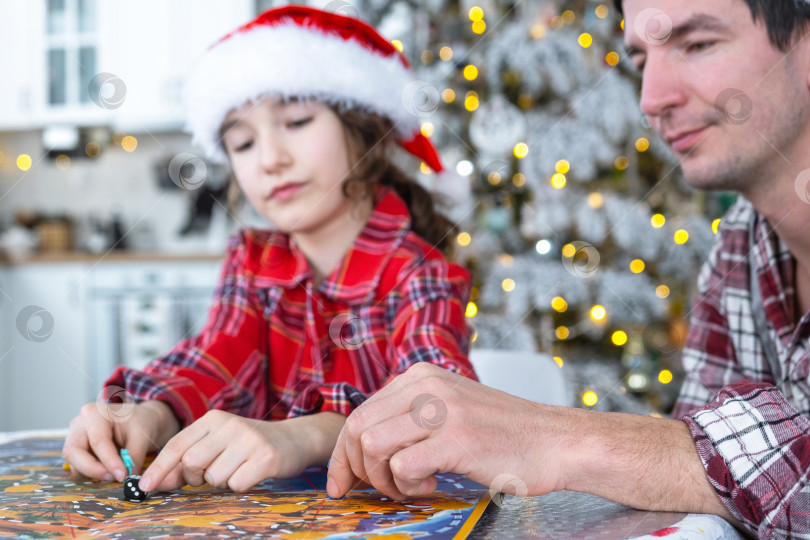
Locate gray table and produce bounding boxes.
[471,490,745,539]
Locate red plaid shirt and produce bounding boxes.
[106,189,475,426]
[673,197,810,537]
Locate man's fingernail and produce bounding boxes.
[114,469,125,482]
[102,472,113,482]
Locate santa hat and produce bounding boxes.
[185,5,448,172]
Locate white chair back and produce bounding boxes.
[468,349,570,407]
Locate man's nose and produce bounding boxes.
[638,52,688,121]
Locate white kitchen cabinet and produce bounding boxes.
[0,263,90,431]
[0,0,254,131]
[0,257,222,431]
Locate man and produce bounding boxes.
[326,0,810,536]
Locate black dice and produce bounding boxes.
[123,475,148,502]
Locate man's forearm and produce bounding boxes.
[558,407,740,524]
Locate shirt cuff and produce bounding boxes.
[683,381,810,535]
[104,366,211,428]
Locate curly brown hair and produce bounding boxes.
[334,107,457,256]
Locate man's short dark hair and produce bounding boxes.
[613,0,810,51]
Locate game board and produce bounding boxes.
[0,437,490,539]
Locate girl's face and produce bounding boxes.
[221,97,364,237]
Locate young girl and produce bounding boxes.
[62,5,475,494]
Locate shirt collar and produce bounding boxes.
[251,188,412,303]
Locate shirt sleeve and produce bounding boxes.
[683,381,810,537]
[672,235,747,419]
[104,233,269,428]
[289,259,476,419]
[386,260,476,381]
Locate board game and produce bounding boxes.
[0,437,490,539]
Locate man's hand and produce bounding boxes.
[326,362,566,500]
[138,410,345,493]
[62,399,180,482]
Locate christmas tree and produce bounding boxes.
[337,0,722,414]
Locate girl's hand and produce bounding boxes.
[62,400,180,482]
[138,410,345,493]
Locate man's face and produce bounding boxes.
[623,0,810,193]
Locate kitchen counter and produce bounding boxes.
[0,251,225,265]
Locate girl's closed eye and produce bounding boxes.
[232,140,254,152]
[287,117,313,129]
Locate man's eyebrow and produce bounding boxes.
[624,14,731,55]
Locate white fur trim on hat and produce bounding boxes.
[184,22,420,163]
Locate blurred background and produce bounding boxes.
[0,0,735,430]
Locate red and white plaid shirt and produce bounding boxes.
[673,197,810,537]
[106,189,475,426]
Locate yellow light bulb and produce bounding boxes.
[439,46,453,61]
[674,229,689,244]
[615,156,629,170]
[466,302,478,318]
[611,330,628,346]
[16,154,32,171]
[656,285,670,298]
[635,137,650,152]
[421,122,435,138]
[555,159,570,174]
[553,356,564,367]
[587,192,604,208]
[595,4,609,18]
[556,326,570,339]
[514,143,529,159]
[629,259,645,273]
[456,232,472,246]
[712,218,721,234]
[551,296,568,312]
[605,51,620,66]
[391,40,404,52]
[651,213,666,228]
[472,20,486,34]
[468,6,484,21]
[465,95,479,111]
[578,33,593,48]
[551,173,566,189]
[502,278,516,292]
[122,135,138,152]
[442,89,456,103]
[463,65,478,81]
[561,243,576,258]
[658,370,674,384]
[590,305,607,321]
[582,391,598,407]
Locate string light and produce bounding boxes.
[712,218,721,234]
[627,372,648,391]
[468,6,484,20]
[615,156,629,170]
[487,172,502,185]
[556,326,570,339]
[514,143,529,158]
[629,259,645,273]
[16,154,32,171]
[561,10,576,24]
[499,254,514,267]
[391,40,404,52]
[561,243,576,258]
[582,391,598,406]
[551,173,566,189]
[463,65,478,81]
[456,232,471,246]
[512,173,526,187]
[465,92,479,111]
[606,52,620,66]
[551,296,568,312]
[658,370,674,384]
[420,50,434,65]
[536,239,551,254]
[456,160,474,176]
[472,20,486,33]
[554,356,564,368]
[674,229,689,244]
[555,159,570,174]
[439,46,453,61]
[442,89,455,103]
[590,305,607,321]
[587,192,604,208]
[531,24,546,39]
[420,122,435,137]
[651,214,666,228]
[55,154,70,170]
[122,136,138,152]
[635,137,650,152]
[466,302,478,318]
[578,33,593,48]
[611,330,628,346]
[502,278,516,292]
[656,285,670,298]
[420,162,431,174]
[86,142,101,157]
[595,4,609,18]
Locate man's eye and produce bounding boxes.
[687,41,714,53]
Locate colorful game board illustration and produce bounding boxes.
[0,437,490,539]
